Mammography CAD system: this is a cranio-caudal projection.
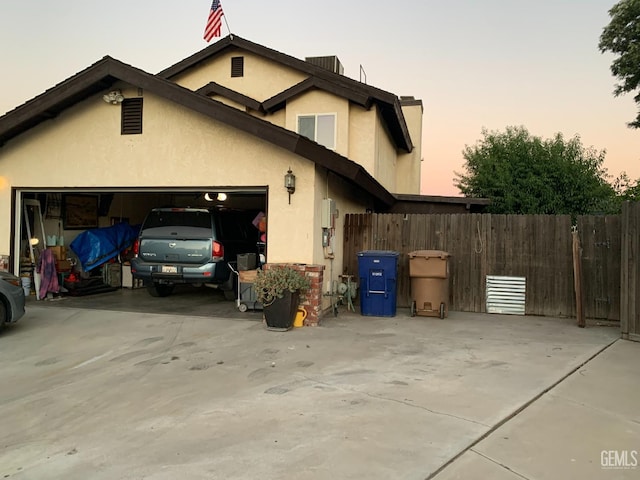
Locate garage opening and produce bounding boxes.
[13,187,268,317]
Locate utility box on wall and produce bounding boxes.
[321,198,336,228]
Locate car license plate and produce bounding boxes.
[162,265,177,273]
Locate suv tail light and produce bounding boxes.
[133,238,140,256]
[212,240,224,259]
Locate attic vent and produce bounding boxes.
[231,56,244,77]
[121,98,143,135]
[305,56,344,75]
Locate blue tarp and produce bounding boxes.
[69,223,140,271]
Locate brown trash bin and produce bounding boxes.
[408,250,451,318]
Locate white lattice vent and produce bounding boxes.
[486,275,526,315]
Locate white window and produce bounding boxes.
[297,114,336,150]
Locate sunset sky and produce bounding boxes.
[1,0,638,196]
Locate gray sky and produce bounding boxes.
[1,0,637,195]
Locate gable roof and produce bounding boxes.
[159,35,415,152]
[0,56,395,208]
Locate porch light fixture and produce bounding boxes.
[103,90,124,105]
[285,168,296,204]
[204,192,227,202]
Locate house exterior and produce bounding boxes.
[0,35,425,320]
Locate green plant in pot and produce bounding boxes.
[254,265,311,331]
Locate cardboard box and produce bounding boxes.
[56,259,72,272]
[48,246,68,260]
[239,269,258,283]
[102,263,122,288]
[122,264,144,289]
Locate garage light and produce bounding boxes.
[204,193,227,202]
[103,90,124,105]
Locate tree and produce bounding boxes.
[455,126,615,215]
[612,172,640,207]
[599,0,640,128]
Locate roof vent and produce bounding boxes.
[305,56,344,75]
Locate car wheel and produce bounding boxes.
[0,301,6,333]
[147,283,174,297]
[221,276,237,301]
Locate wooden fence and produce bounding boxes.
[621,202,640,340]
[344,213,622,320]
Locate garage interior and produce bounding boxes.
[15,188,267,316]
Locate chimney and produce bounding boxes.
[305,56,344,75]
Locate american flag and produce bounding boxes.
[203,0,224,42]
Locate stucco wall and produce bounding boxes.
[375,108,398,192]
[285,90,349,155]
[347,107,376,174]
[312,166,371,312]
[395,103,423,194]
[0,88,318,266]
[170,51,307,102]
[170,48,420,197]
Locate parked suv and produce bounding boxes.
[130,207,260,299]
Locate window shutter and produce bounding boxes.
[231,57,244,77]
[121,98,143,135]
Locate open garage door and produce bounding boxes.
[12,187,267,317]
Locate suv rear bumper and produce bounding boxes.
[130,258,227,285]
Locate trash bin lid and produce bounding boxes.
[357,250,400,257]
[408,250,450,259]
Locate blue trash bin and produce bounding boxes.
[357,250,400,317]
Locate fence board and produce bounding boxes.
[621,202,639,339]
[577,215,621,321]
[343,212,605,318]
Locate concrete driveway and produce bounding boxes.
[0,304,625,479]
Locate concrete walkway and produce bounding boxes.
[433,338,640,480]
[0,305,632,479]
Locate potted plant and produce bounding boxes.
[254,265,311,331]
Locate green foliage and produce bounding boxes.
[599,0,640,128]
[455,126,615,215]
[253,265,311,306]
[601,172,640,211]
[614,172,640,200]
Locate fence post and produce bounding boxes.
[572,228,585,328]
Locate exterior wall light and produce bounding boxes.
[285,168,296,204]
[103,90,124,105]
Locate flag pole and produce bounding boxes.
[223,12,232,37]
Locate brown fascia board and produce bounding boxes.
[400,97,424,110]
[0,55,395,208]
[0,57,117,146]
[394,193,491,206]
[262,77,372,113]
[196,82,263,112]
[158,35,413,152]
